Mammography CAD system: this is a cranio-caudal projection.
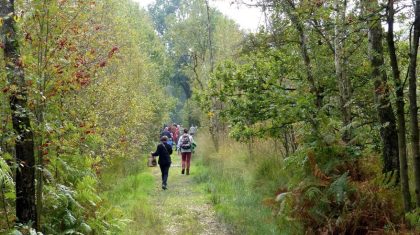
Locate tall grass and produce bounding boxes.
[194,133,302,234]
[100,156,164,234]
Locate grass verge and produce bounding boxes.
[100,156,164,235]
[193,134,297,234]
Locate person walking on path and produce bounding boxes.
[160,126,173,147]
[189,125,197,136]
[171,123,179,148]
[160,127,172,139]
[151,136,173,190]
[177,129,195,175]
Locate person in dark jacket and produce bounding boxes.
[160,127,173,147]
[160,127,172,139]
[151,136,173,190]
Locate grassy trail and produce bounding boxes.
[113,154,230,235]
[147,155,230,235]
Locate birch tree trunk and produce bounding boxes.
[0,0,37,227]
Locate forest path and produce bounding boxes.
[148,155,231,235]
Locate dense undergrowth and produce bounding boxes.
[194,132,419,234]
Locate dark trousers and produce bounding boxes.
[159,164,170,186]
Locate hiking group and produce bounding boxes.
[150,124,197,190]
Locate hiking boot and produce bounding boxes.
[186,169,190,175]
[162,184,167,190]
[181,169,185,174]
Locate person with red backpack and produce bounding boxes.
[177,128,194,175]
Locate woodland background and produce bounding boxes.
[0,0,420,234]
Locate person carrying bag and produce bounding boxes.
[147,155,157,167]
[151,136,173,190]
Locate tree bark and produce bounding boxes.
[334,0,353,143]
[281,0,324,136]
[205,0,220,151]
[362,0,399,179]
[205,0,214,73]
[386,0,411,211]
[0,0,37,227]
[408,0,420,207]
[290,16,323,110]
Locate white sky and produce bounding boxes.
[132,0,264,32]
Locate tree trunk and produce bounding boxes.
[204,0,219,151]
[334,0,352,143]
[282,0,323,136]
[205,0,214,73]
[362,0,399,179]
[0,0,37,227]
[408,0,420,207]
[386,0,411,211]
[291,18,323,110]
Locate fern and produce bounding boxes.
[406,208,420,229]
[304,186,323,201]
[327,172,350,205]
[0,154,13,187]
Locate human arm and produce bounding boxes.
[177,136,182,149]
[151,145,161,157]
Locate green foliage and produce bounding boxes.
[1,0,172,233]
[192,1,418,231]
[206,35,318,142]
[0,0,417,234]
[149,0,244,126]
[406,208,420,230]
[0,154,13,187]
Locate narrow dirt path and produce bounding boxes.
[149,155,231,235]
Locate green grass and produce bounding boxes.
[192,134,293,235]
[100,153,230,235]
[100,157,165,235]
[99,134,303,235]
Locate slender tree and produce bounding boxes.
[386,0,411,212]
[205,0,219,151]
[277,0,324,137]
[0,0,37,227]
[362,0,399,179]
[408,0,420,207]
[283,0,323,110]
[334,0,353,143]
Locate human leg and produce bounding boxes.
[181,152,187,174]
[160,164,170,189]
[163,164,170,186]
[185,152,192,175]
